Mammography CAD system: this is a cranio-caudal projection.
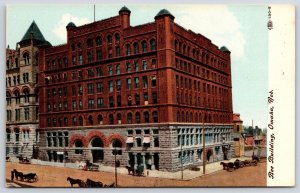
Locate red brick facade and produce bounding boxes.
[39,8,233,130]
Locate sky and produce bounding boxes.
[6,4,268,128]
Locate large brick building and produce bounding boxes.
[38,7,234,171]
[6,21,51,157]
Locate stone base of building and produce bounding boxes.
[37,123,234,172]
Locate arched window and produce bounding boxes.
[77,42,82,50]
[181,112,184,122]
[107,35,112,44]
[142,40,147,53]
[117,113,122,124]
[150,39,156,51]
[126,44,131,56]
[190,112,193,122]
[144,111,149,123]
[177,111,180,122]
[14,90,20,104]
[6,92,11,106]
[127,113,132,124]
[75,140,83,154]
[133,42,139,54]
[97,114,103,124]
[109,114,114,125]
[153,111,158,123]
[23,88,30,103]
[87,38,93,48]
[135,112,141,124]
[88,115,93,125]
[23,52,30,65]
[175,40,178,51]
[96,36,102,46]
[115,33,120,43]
[79,116,83,126]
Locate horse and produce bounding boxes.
[67,177,85,187]
[86,178,103,188]
[234,159,242,169]
[243,159,251,166]
[220,162,228,170]
[13,169,24,181]
[226,162,235,172]
[23,173,38,182]
[125,166,135,175]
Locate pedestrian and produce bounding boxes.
[11,170,14,181]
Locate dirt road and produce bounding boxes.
[6,161,266,187]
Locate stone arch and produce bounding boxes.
[69,134,87,147]
[85,130,108,147]
[108,133,126,148]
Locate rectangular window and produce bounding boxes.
[143,60,147,70]
[109,96,114,107]
[109,81,113,92]
[72,100,77,110]
[108,66,113,76]
[152,92,157,104]
[127,78,131,90]
[79,54,83,65]
[79,100,83,110]
[15,109,21,121]
[135,94,140,105]
[72,86,76,96]
[88,99,94,109]
[134,61,139,71]
[143,76,148,88]
[116,79,121,91]
[96,67,103,77]
[96,50,102,60]
[97,82,103,93]
[64,101,68,111]
[134,77,140,88]
[126,62,131,73]
[117,95,121,107]
[87,83,94,94]
[88,69,94,78]
[116,64,121,75]
[78,85,83,95]
[151,76,157,87]
[97,98,104,108]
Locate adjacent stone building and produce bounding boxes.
[37,7,234,171]
[6,21,51,158]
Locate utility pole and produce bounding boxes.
[114,145,118,187]
[180,139,183,179]
[252,120,254,156]
[202,112,206,174]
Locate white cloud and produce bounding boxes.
[52,13,91,42]
[174,5,245,60]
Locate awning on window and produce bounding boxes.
[143,136,151,144]
[126,137,134,143]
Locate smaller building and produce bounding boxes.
[232,113,244,157]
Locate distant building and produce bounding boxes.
[232,113,244,157]
[6,21,51,158]
[37,7,234,171]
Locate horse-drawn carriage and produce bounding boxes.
[17,156,31,164]
[78,160,99,171]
